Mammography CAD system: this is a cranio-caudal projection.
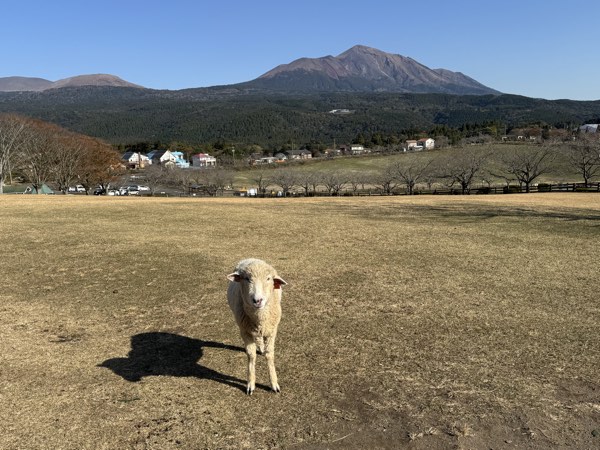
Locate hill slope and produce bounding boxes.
[1,87,599,146]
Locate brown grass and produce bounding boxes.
[1,194,599,449]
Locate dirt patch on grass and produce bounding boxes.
[1,194,599,448]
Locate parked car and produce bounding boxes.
[137,185,150,191]
[67,185,86,193]
[107,189,120,196]
[127,185,140,195]
[93,187,106,195]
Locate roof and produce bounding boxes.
[286,149,311,155]
[149,149,170,159]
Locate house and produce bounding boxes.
[252,156,276,164]
[191,153,217,167]
[147,149,176,166]
[248,154,276,165]
[349,144,369,155]
[405,140,418,150]
[417,138,435,150]
[171,151,190,168]
[286,150,312,160]
[122,151,151,169]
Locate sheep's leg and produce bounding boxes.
[242,332,257,395]
[264,334,280,393]
[255,336,265,355]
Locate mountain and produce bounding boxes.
[0,74,143,92]
[244,45,499,95]
[0,76,53,92]
[1,46,496,95]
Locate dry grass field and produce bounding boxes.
[1,194,599,449]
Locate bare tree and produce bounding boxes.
[143,164,169,195]
[438,147,489,194]
[251,167,272,197]
[392,158,433,195]
[346,171,367,195]
[501,146,556,192]
[270,168,298,197]
[19,121,59,193]
[296,170,319,196]
[52,135,86,193]
[567,135,600,187]
[0,114,26,193]
[374,165,399,195]
[319,171,346,196]
[197,168,233,196]
[168,167,196,195]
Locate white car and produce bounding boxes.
[67,185,86,193]
[137,185,150,191]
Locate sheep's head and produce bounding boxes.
[227,259,287,309]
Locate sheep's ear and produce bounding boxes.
[227,272,241,282]
[273,276,287,289]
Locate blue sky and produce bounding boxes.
[1,0,598,100]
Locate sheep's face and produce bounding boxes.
[228,264,286,310]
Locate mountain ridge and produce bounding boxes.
[0,74,143,92]
[249,45,499,95]
[1,45,497,95]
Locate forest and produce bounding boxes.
[1,86,600,156]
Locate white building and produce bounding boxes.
[192,153,217,167]
[417,138,435,150]
[122,151,151,168]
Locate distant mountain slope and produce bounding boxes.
[245,45,499,95]
[0,74,143,92]
[0,76,53,92]
[49,74,143,90]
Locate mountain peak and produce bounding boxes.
[0,74,143,92]
[253,45,499,95]
[338,44,386,57]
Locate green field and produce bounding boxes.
[1,194,599,449]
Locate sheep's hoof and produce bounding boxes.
[272,383,281,393]
[246,384,255,395]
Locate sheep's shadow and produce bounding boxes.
[99,332,265,393]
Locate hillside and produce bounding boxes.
[1,87,600,147]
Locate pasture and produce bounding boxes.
[1,194,599,449]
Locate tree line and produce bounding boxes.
[0,114,123,194]
[2,112,598,197]
[228,137,600,197]
[3,87,600,152]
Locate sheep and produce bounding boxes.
[227,258,287,395]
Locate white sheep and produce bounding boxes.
[227,258,287,395]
